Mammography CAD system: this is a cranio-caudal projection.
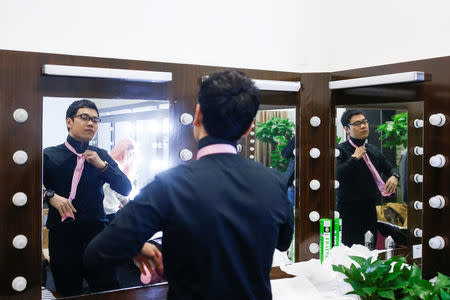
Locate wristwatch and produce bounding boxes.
[44,189,55,203]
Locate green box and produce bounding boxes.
[333,218,342,247]
[320,218,332,263]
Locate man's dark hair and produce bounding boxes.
[66,99,99,131]
[341,109,365,128]
[198,70,260,141]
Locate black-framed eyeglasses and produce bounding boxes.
[347,119,369,127]
[71,113,101,124]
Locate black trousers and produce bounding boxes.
[49,220,119,296]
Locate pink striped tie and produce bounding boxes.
[63,141,86,221]
[348,139,392,197]
[196,144,237,160]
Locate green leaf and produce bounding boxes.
[377,289,395,299]
[362,286,377,295]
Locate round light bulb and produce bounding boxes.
[414,174,423,183]
[249,155,255,159]
[11,276,27,292]
[12,235,28,249]
[413,119,424,128]
[429,113,446,127]
[309,179,320,190]
[335,148,341,158]
[413,201,423,210]
[309,243,319,254]
[429,195,445,209]
[237,144,242,153]
[429,236,445,250]
[13,150,28,165]
[179,113,193,125]
[334,211,340,218]
[179,149,193,161]
[413,146,423,156]
[309,211,320,222]
[13,108,29,123]
[250,139,255,144]
[429,154,446,168]
[249,147,255,152]
[250,131,255,136]
[310,116,321,127]
[414,228,423,238]
[334,180,340,189]
[309,148,320,159]
[12,192,27,206]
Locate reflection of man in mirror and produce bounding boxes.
[43,99,132,296]
[84,70,294,300]
[336,109,400,247]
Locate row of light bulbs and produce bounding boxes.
[412,115,447,251]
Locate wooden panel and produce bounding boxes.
[406,102,424,266]
[0,49,301,299]
[297,73,332,261]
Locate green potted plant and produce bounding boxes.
[376,112,408,149]
[332,255,450,299]
[254,117,295,172]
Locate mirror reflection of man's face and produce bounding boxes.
[66,107,99,142]
[345,114,369,140]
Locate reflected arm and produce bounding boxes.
[84,177,168,270]
[99,151,132,196]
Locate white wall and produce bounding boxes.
[1,1,449,72]
[0,0,319,72]
[321,0,450,71]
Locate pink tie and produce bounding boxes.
[63,141,86,221]
[348,139,392,197]
[196,144,237,160]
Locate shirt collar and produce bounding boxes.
[66,135,90,153]
[349,136,366,147]
[198,136,237,150]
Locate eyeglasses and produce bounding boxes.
[71,113,101,124]
[347,119,369,127]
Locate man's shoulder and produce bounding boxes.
[43,143,65,155]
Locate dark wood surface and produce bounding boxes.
[297,73,333,261]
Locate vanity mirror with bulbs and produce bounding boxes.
[329,57,450,278]
[0,49,304,299]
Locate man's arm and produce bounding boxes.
[336,144,363,180]
[93,149,132,196]
[84,177,168,270]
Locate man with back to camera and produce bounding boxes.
[43,99,131,296]
[336,109,400,247]
[84,70,294,300]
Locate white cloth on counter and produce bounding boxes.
[272,249,293,267]
[271,244,383,300]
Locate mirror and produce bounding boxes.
[245,105,297,262]
[42,97,170,297]
[335,105,422,251]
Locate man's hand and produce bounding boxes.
[83,150,106,169]
[49,194,77,219]
[133,242,164,278]
[384,176,398,194]
[352,146,367,160]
